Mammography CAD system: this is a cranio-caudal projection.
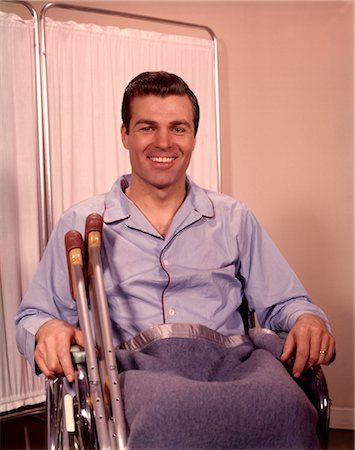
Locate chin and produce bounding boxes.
[150,175,181,190]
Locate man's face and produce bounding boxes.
[121,94,196,192]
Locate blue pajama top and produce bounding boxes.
[15,174,330,371]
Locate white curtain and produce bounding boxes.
[0,11,218,412]
[44,18,218,224]
[0,12,45,412]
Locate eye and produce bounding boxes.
[140,126,153,132]
[173,126,185,134]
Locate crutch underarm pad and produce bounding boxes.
[85,213,103,239]
[65,230,85,254]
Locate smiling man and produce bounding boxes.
[121,92,196,237]
[16,71,335,449]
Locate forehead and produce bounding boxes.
[130,94,194,122]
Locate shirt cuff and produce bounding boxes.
[286,308,332,334]
[17,315,54,374]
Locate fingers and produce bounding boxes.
[73,327,85,348]
[280,333,296,362]
[318,334,336,366]
[280,314,336,378]
[35,319,82,381]
[280,323,313,377]
[281,330,310,378]
[57,334,76,382]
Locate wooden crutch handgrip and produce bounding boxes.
[65,230,85,300]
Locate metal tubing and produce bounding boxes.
[1,1,49,253]
[74,364,97,449]
[67,244,111,450]
[39,3,54,237]
[88,233,127,450]
[41,2,217,40]
[46,377,63,450]
[32,3,49,254]
[213,39,222,193]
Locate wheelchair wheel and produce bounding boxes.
[46,365,98,450]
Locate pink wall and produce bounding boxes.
[217,2,354,424]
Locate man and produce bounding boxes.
[16,71,335,448]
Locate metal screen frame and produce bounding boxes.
[39,2,221,239]
[1,0,47,255]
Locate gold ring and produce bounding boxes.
[319,350,328,355]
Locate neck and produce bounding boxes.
[125,178,187,237]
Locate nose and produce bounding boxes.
[155,128,171,149]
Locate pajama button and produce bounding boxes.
[169,308,176,316]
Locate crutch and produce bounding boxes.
[65,229,112,450]
[85,213,127,450]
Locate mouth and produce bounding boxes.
[148,156,176,163]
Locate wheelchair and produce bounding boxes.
[46,213,331,450]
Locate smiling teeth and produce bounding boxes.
[150,157,175,162]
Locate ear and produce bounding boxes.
[121,123,129,149]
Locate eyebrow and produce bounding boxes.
[171,120,193,129]
[133,119,193,129]
[133,119,156,127]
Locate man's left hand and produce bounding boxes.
[280,313,335,378]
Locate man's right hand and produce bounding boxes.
[35,319,84,382]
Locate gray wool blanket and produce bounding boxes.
[115,324,320,450]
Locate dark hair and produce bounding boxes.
[121,71,200,136]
